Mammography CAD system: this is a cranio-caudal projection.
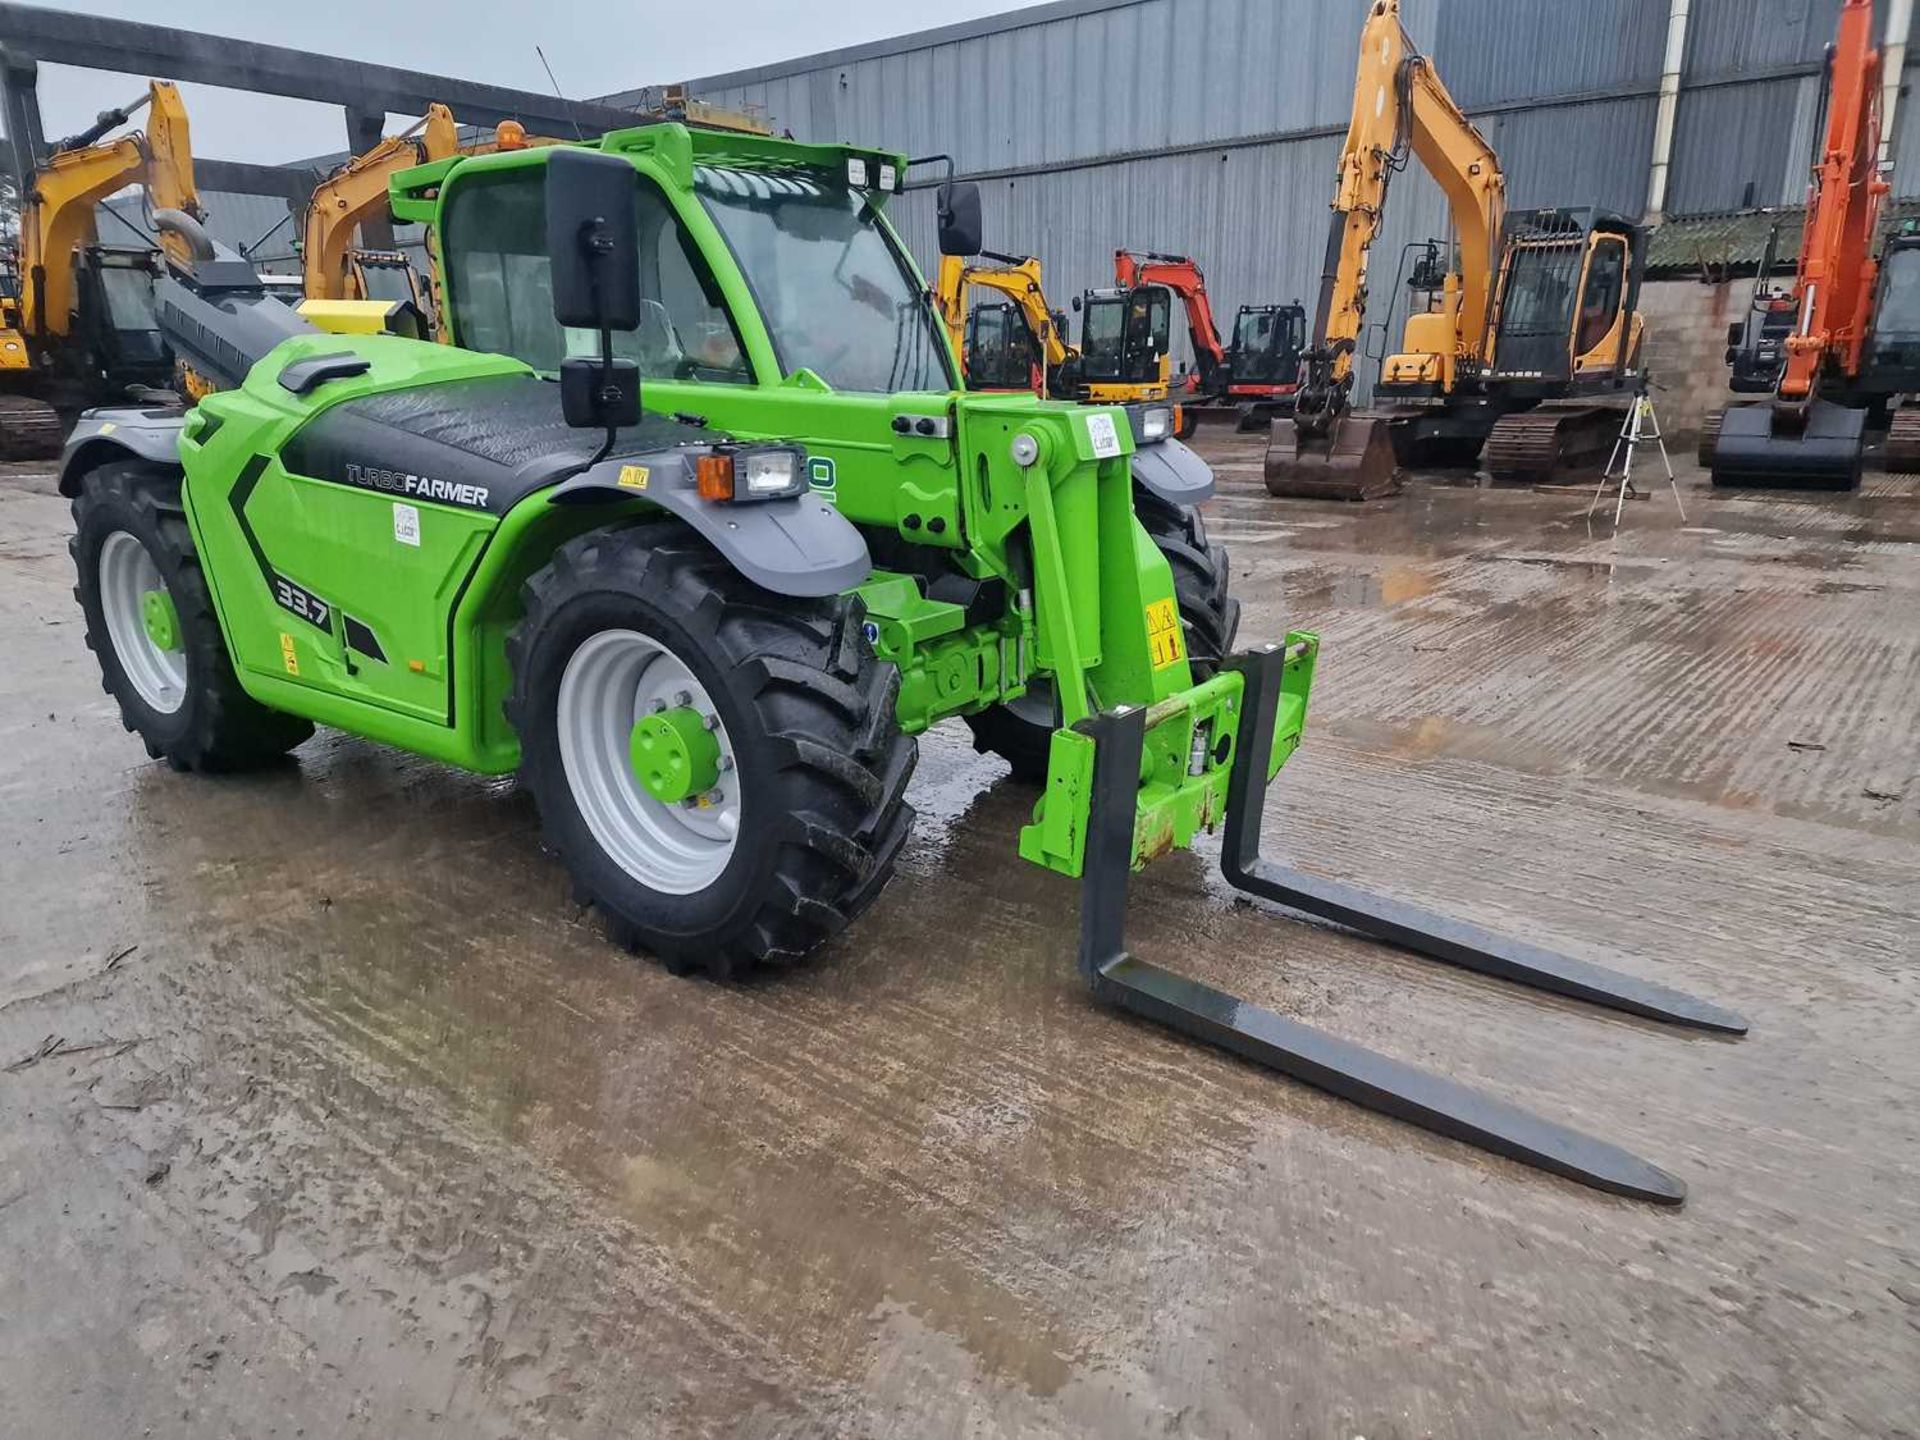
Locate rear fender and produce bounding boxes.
[58,408,187,496]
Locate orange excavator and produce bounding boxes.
[1113,250,1304,432]
[1707,0,1920,487]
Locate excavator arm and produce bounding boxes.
[17,81,200,340]
[1114,250,1229,386]
[1302,0,1504,421]
[1781,0,1887,400]
[303,103,459,301]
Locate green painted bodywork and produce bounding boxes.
[168,122,1319,885]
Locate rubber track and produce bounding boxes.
[0,393,66,462]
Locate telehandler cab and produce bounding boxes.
[60,124,1744,1204]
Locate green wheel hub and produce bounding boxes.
[141,588,180,652]
[629,705,721,805]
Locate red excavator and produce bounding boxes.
[1708,0,1920,486]
[1113,250,1304,432]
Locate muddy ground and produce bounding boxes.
[1,435,1915,1439]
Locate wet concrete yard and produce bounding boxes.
[2,434,1916,1437]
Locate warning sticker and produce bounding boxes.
[618,464,650,490]
[279,631,300,676]
[1085,411,1123,459]
[1145,598,1184,670]
[392,502,421,547]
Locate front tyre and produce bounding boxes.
[71,459,312,772]
[507,521,917,979]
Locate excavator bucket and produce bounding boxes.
[1264,412,1400,500]
[1073,645,1746,1206]
[1711,399,1866,490]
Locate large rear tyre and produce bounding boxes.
[964,491,1241,782]
[507,521,916,978]
[71,459,312,772]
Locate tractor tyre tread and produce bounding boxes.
[506,519,917,979]
[71,459,312,772]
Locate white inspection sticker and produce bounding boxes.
[393,502,421,547]
[1084,411,1123,459]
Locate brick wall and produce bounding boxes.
[1637,277,1746,446]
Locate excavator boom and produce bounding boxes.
[17,81,200,340]
[303,104,460,302]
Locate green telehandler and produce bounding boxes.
[58,126,1745,1205]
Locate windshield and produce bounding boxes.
[698,170,951,393]
[1500,243,1582,337]
[98,263,159,332]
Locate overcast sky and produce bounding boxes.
[25,0,1036,163]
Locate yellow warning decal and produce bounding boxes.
[1145,597,1184,670]
[279,632,300,676]
[617,464,650,490]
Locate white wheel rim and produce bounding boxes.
[98,530,186,715]
[556,628,741,895]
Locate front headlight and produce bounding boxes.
[694,444,809,503]
[742,448,803,497]
[1140,405,1173,443]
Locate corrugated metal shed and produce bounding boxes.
[1686,0,1848,77]
[1434,0,1669,109]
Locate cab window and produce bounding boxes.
[441,166,751,383]
[1577,239,1626,354]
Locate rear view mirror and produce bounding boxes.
[936,180,982,258]
[546,148,641,331]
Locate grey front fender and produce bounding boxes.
[548,452,870,599]
[59,407,187,496]
[1129,436,1215,506]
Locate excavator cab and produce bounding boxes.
[1866,234,1920,386]
[1489,210,1642,388]
[69,245,173,395]
[962,300,1040,391]
[1227,304,1305,390]
[1075,284,1171,399]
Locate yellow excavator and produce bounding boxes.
[933,249,1173,405]
[1,81,200,458]
[1266,0,1649,499]
[300,103,462,322]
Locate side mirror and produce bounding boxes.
[936,180,982,258]
[1070,294,1083,313]
[547,148,641,330]
[545,148,641,435]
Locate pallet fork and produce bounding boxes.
[1075,644,1746,1206]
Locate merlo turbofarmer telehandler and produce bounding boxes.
[1707,0,1920,487]
[1266,0,1650,499]
[60,123,1745,1205]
